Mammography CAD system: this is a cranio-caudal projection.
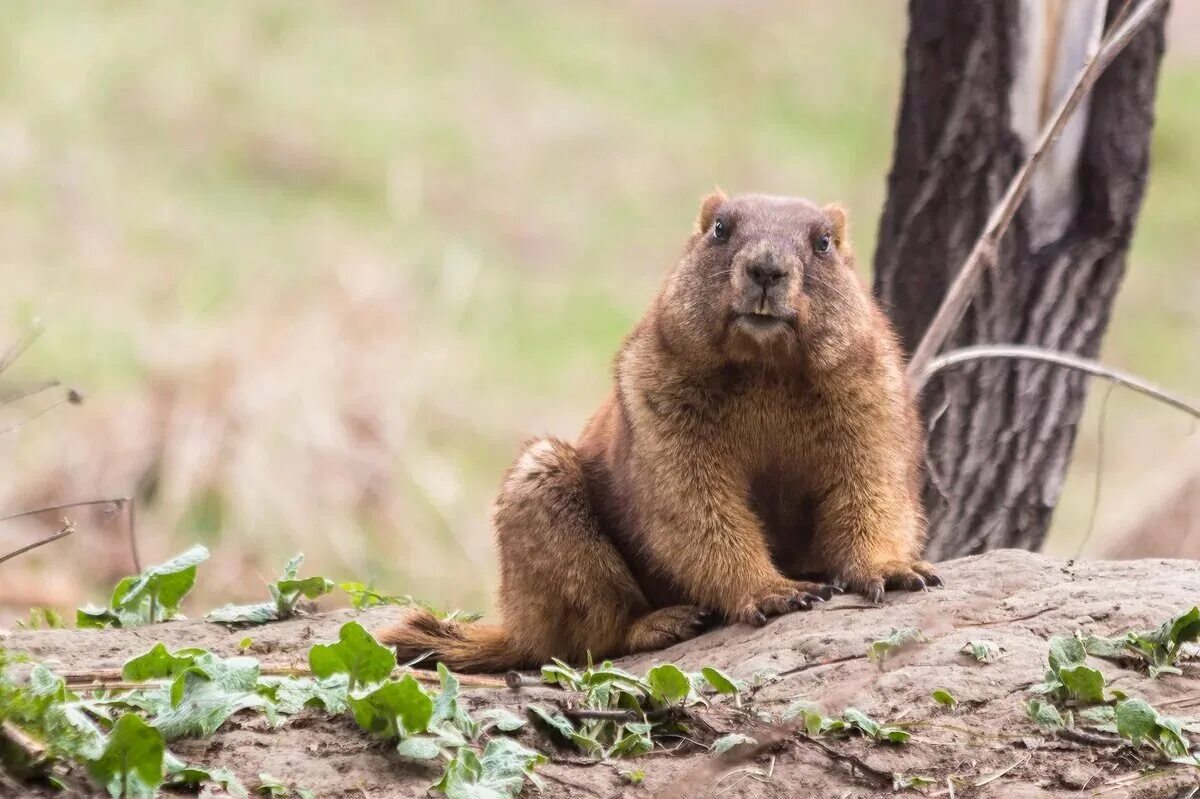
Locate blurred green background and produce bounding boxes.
[2,2,1198,620]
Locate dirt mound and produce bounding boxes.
[4,550,1199,798]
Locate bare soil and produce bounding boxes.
[4,550,1199,798]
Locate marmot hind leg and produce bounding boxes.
[493,438,708,664]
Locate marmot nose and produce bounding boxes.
[746,257,787,288]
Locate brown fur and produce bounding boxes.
[379,193,938,672]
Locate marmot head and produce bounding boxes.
[660,191,871,368]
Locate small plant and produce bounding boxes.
[1082,606,1200,678]
[931,688,957,710]
[960,639,1001,663]
[207,553,334,625]
[867,628,926,666]
[77,546,209,628]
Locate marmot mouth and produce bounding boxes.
[735,312,791,330]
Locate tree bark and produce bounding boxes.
[874,0,1169,560]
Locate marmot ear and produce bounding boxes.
[695,189,728,235]
[824,203,852,255]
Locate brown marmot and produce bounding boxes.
[379,192,939,672]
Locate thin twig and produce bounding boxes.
[0,325,44,378]
[973,754,1030,787]
[0,497,140,571]
[1058,727,1123,747]
[906,0,1168,385]
[795,735,893,787]
[919,345,1200,420]
[1077,381,1116,559]
[0,379,60,404]
[0,521,75,567]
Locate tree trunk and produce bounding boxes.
[873,0,1168,560]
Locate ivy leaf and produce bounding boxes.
[1047,636,1087,672]
[646,664,690,706]
[259,675,349,716]
[209,554,333,626]
[396,736,443,760]
[893,774,937,790]
[1057,664,1107,703]
[961,639,1001,663]
[868,628,926,665]
[1079,705,1118,733]
[435,739,546,799]
[163,754,248,798]
[710,733,756,755]
[477,708,526,735]
[931,688,958,710]
[257,773,290,797]
[86,713,164,799]
[348,675,434,740]
[121,644,207,682]
[308,621,396,691]
[78,547,209,628]
[1025,698,1065,732]
[699,666,740,695]
[525,704,576,743]
[150,654,264,740]
[1114,698,1159,747]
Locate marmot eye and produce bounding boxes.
[712,217,730,242]
[814,235,832,254]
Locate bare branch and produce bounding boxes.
[0,497,141,571]
[918,345,1200,421]
[0,521,75,567]
[905,0,1169,383]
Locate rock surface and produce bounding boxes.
[4,550,1200,797]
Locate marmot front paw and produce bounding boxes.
[835,560,942,604]
[731,580,831,626]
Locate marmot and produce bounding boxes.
[380,192,939,672]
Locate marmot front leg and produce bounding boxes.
[635,449,826,626]
[494,438,709,662]
[813,430,941,603]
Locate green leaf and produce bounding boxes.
[435,738,546,799]
[206,602,280,625]
[646,664,690,706]
[150,654,264,740]
[1057,665,1107,703]
[209,554,333,625]
[163,754,248,798]
[396,736,443,760]
[699,666,740,695]
[620,769,645,785]
[257,773,289,797]
[710,733,756,755]
[893,774,937,790]
[1047,636,1086,672]
[1079,705,1118,733]
[931,688,958,710]
[121,644,207,682]
[117,546,210,624]
[867,628,926,665]
[477,708,526,734]
[308,621,396,691]
[86,713,164,799]
[525,704,575,743]
[961,639,1001,663]
[1025,698,1065,732]
[259,674,349,716]
[1081,633,1130,660]
[338,581,412,610]
[843,707,879,737]
[348,675,434,739]
[1114,698,1159,746]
